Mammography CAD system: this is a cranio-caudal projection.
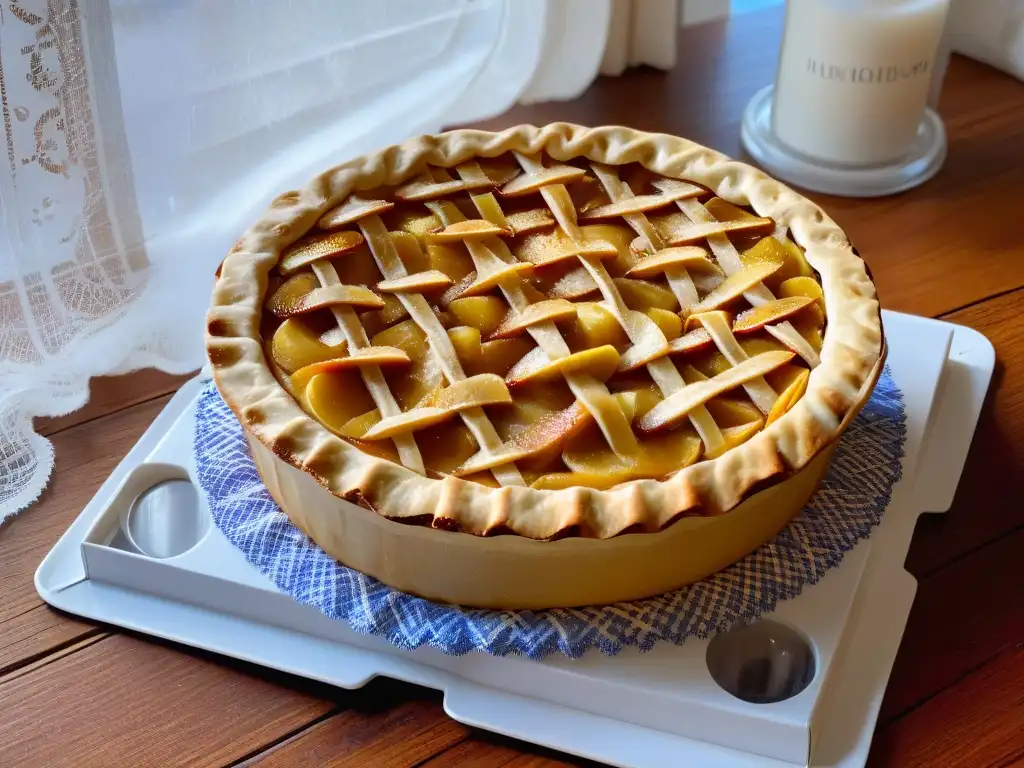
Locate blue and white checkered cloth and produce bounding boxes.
[193,368,905,660]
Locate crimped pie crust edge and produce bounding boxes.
[206,123,883,541]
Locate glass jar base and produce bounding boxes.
[740,85,947,198]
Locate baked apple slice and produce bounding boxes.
[270,317,348,375]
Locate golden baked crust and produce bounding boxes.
[206,124,883,540]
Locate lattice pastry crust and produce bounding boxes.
[207,124,883,540]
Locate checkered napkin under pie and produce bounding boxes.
[193,368,905,660]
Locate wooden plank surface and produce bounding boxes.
[0,605,98,676]
[0,635,334,768]
[905,289,1024,575]
[244,685,468,767]
[419,735,592,767]
[871,646,1024,768]
[34,369,194,437]
[879,529,1024,722]
[0,396,174,675]
[1,7,1023,768]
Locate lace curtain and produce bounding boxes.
[0,0,678,521]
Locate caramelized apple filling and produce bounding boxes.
[263,153,826,488]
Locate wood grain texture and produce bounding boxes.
[0,633,107,686]
[879,529,1024,722]
[0,634,333,768]
[420,733,595,767]
[34,369,194,437]
[871,646,1024,768]
[904,289,1024,576]
[0,605,99,676]
[0,396,172,673]
[244,685,468,767]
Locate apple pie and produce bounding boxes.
[207,124,883,608]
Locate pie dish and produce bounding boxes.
[207,124,884,608]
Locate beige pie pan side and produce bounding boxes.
[249,436,837,610]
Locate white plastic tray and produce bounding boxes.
[36,310,993,767]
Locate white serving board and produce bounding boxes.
[35,310,993,768]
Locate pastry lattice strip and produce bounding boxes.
[297,211,521,484]
[671,196,820,368]
[513,153,738,458]
[589,163,780,417]
[426,181,639,462]
[304,152,820,482]
[565,165,819,369]
[354,214,524,486]
[307,259,425,474]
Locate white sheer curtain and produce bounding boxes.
[0,0,678,521]
[946,0,1024,81]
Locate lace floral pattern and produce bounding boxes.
[1,0,169,518]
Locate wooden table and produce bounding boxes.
[2,9,1023,767]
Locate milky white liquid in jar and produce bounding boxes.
[772,0,951,165]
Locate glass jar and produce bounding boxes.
[771,0,951,165]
